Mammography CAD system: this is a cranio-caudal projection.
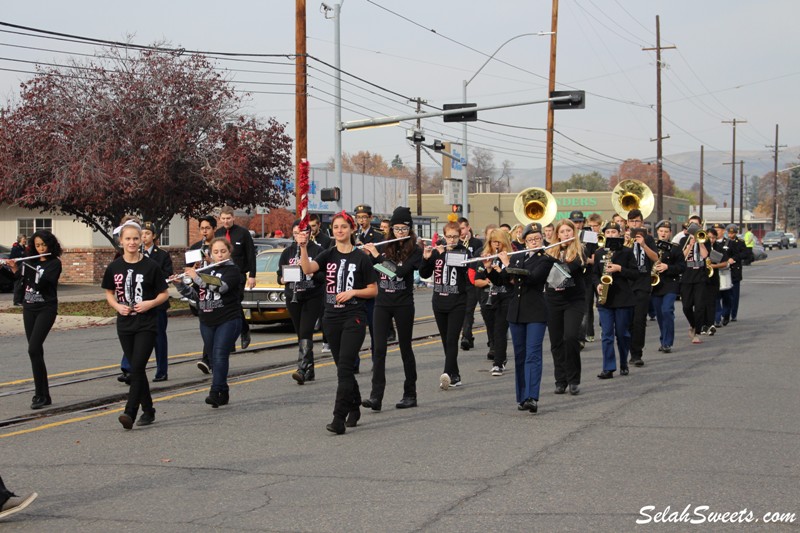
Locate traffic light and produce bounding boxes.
[320,187,340,202]
[451,204,462,213]
[443,103,478,123]
[550,90,585,110]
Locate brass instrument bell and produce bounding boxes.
[611,179,654,219]
[513,187,557,227]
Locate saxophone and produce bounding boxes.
[650,249,663,286]
[598,249,614,305]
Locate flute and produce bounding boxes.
[460,238,575,265]
[0,253,51,265]
[356,236,411,249]
[167,259,233,283]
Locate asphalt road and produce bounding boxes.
[1,249,799,531]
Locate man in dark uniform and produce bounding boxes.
[189,215,217,373]
[679,215,710,345]
[309,213,332,249]
[353,205,383,372]
[627,208,659,367]
[457,217,484,351]
[569,210,596,346]
[702,227,729,336]
[650,220,685,353]
[720,224,745,325]
[141,221,174,381]
[215,206,257,349]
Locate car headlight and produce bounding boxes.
[279,292,287,302]
[268,291,280,302]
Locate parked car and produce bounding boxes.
[784,233,797,248]
[0,244,13,292]
[752,242,768,261]
[253,238,293,254]
[762,231,789,250]
[241,248,292,325]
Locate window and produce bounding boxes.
[159,223,171,246]
[18,218,52,237]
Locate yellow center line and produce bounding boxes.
[0,315,436,388]
[0,328,475,440]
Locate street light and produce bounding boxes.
[461,32,553,220]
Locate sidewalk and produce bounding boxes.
[0,284,184,336]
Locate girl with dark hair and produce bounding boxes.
[102,221,169,429]
[173,237,242,408]
[544,219,586,395]
[420,221,471,390]
[279,220,324,385]
[361,206,423,410]
[7,230,63,410]
[299,212,378,434]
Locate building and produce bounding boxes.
[690,205,771,238]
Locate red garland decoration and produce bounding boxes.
[297,159,310,231]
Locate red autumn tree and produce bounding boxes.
[609,159,676,196]
[248,207,294,237]
[0,46,293,246]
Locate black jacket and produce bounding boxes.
[651,242,685,296]
[355,226,384,245]
[492,251,554,324]
[216,224,257,280]
[143,245,173,309]
[592,247,638,308]
[630,235,658,294]
[723,236,746,282]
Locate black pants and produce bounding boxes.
[479,290,493,349]
[681,281,707,334]
[547,298,584,386]
[490,295,510,366]
[118,330,156,418]
[630,290,651,359]
[584,282,596,338]
[23,306,57,397]
[287,295,323,342]
[460,286,479,341]
[371,305,417,400]
[435,305,466,378]
[704,283,719,328]
[324,313,366,421]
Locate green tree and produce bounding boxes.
[552,171,609,192]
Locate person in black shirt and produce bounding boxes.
[592,222,638,379]
[173,238,242,408]
[361,206,423,410]
[626,209,659,366]
[309,214,331,249]
[475,229,514,377]
[545,219,586,395]
[457,217,483,351]
[420,221,471,390]
[703,229,729,336]
[7,230,62,410]
[102,221,169,430]
[141,222,174,382]
[722,224,745,324]
[299,211,378,435]
[679,216,710,345]
[188,215,217,374]
[650,221,686,353]
[353,204,383,373]
[215,206,256,349]
[9,234,27,306]
[279,220,325,385]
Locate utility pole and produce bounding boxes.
[643,15,676,223]
[739,160,744,227]
[544,0,559,192]
[411,97,426,217]
[699,145,704,222]
[723,119,746,225]
[295,0,307,214]
[766,124,786,230]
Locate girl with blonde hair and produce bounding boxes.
[475,228,514,375]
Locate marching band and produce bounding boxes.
[4,180,757,435]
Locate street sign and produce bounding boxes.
[255,206,270,215]
[442,142,465,205]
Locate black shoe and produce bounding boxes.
[730,317,737,322]
[205,391,221,408]
[657,345,665,352]
[569,383,580,395]
[554,384,567,395]
[218,391,229,406]
[361,397,382,411]
[620,367,630,376]
[460,337,474,350]
[305,369,315,382]
[292,368,306,385]
[326,418,346,435]
[662,345,672,353]
[714,322,722,328]
[395,396,417,409]
[241,331,251,349]
[632,359,644,367]
[345,409,361,427]
[522,398,538,413]
[487,350,495,361]
[117,371,131,384]
[597,370,614,379]
[153,375,168,382]
[30,395,51,410]
[722,317,730,326]
[118,413,134,430]
[197,359,211,374]
[136,409,155,426]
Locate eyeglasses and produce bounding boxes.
[525,236,543,243]
[444,234,460,240]
[392,226,410,233]
[355,215,370,220]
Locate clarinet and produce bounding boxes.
[485,258,499,306]
[290,245,301,304]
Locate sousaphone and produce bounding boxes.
[513,187,557,227]
[611,179,654,219]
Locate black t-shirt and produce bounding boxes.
[374,246,422,307]
[419,244,470,312]
[20,258,62,311]
[177,263,242,326]
[102,256,168,334]
[314,246,377,318]
[279,242,325,301]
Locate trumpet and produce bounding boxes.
[686,223,707,244]
[598,249,614,305]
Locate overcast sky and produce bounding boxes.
[1,0,798,185]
